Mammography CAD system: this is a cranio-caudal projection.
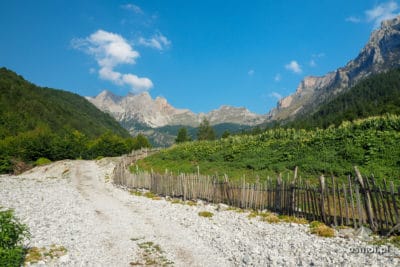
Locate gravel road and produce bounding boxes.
[1,158,399,266]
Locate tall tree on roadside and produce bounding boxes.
[197,118,216,141]
[175,127,191,143]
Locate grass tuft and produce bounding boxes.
[309,221,335,237]
[279,215,308,224]
[198,211,214,218]
[130,190,143,196]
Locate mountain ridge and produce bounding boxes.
[86,90,267,128]
[268,16,400,122]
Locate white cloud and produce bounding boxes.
[270,92,282,100]
[366,1,399,27]
[346,16,361,23]
[121,3,143,14]
[72,29,153,92]
[139,32,171,51]
[285,60,302,74]
[248,69,255,76]
[274,73,281,82]
[309,59,316,67]
[122,74,153,92]
[347,1,400,27]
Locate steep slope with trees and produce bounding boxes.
[288,69,400,129]
[0,68,151,173]
[0,67,129,139]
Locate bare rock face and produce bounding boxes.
[86,91,267,129]
[269,16,400,121]
[87,91,197,128]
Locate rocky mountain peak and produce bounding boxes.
[87,91,267,129]
[268,15,400,121]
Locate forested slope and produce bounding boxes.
[0,67,129,138]
[287,69,400,129]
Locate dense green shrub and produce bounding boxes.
[34,157,51,166]
[0,208,30,267]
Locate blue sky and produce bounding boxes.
[1,1,399,114]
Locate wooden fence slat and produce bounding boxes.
[355,167,375,231]
[332,175,337,226]
[319,175,327,224]
[391,182,399,224]
[383,179,395,227]
[337,182,343,226]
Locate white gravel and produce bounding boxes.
[1,158,400,266]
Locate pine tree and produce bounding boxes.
[175,127,191,143]
[197,119,216,140]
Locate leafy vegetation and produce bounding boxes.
[34,157,52,166]
[0,208,30,267]
[0,68,151,174]
[136,115,400,183]
[0,128,151,174]
[287,68,400,129]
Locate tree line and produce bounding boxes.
[175,118,233,143]
[0,126,151,174]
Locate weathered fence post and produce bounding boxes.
[289,167,298,216]
[354,166,376,231]
[275,174,282,212]
[319,175,327,224]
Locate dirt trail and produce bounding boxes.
[67,160,228,266]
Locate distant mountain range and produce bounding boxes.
[86,90,267,128]
[86,90,267,146]
[268,16,400,122]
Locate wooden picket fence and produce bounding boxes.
[113,149,400,234]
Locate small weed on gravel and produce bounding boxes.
[279,215,308,224]
[167,198,197,206]
[130,190,143,197]
[247,211,309,224]
[25,245,67,264]
[144,192,157,199]
[198,211,214,218]
[170,199,182,204]
[309,221,335,237]
[227,207,245,213]
[130,241,173,266]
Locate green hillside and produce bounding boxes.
[288,68,400,129]
[135,115,400,184]
[0,67,129,138]
[0,68,151,173]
